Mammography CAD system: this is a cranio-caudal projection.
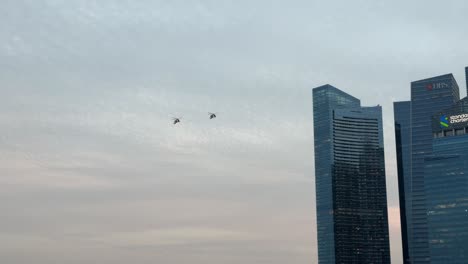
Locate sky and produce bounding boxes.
[1,0,468,263]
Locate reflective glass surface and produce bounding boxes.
[424,135,468,263]
[409,74,459,263]
[313,85,390,263]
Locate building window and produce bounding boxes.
[455,128,465,135]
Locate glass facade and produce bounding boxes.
[410,74,459,264]
[313,85,390,264]
[424,97,468,263]
[394,101,411,264]
[424,140,468,263]
[313,85,360,264]
[395,72,463,264]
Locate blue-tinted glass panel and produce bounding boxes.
[313,85,360,264]
[424,135,468,263]
[409,74,460,263]
[313,85,390,263]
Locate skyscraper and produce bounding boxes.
[394,73,461,264]
[424,97,468,263]
[313,85,391,264]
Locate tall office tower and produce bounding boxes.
[424,97,468,263]
[313,85,391,264]
[394,73,460,264]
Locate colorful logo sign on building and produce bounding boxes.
[450,113,468,124]
[426,82,449,91]
[440,115,449,128]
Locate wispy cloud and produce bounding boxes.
[91,227,257,248]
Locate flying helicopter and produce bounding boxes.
[172,117,181,125]
[208,112,217,119]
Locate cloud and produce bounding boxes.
[1,1,467,263]
[90,227,257,248]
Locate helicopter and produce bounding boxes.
[172,117,181,125]
[208,112,217,120]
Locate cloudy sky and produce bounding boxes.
[1,0,467,263]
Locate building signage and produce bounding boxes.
[450,113,468,124]
[440,113,468,128]
[440,115,449,128]
[426,82,449,91]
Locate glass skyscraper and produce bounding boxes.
[424,97,468,263]
[313,85,391,264]
[394,72,463,264]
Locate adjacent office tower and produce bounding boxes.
[425,97,468,263]
[394,73,461,264]
[313,85,391,264]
